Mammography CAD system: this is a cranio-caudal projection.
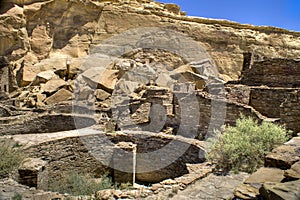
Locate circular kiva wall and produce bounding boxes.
[25,131,206,184]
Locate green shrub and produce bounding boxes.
[49,171,113,196]
[0,139,25,178]
[208,115,291,173]
[12,193,22,200]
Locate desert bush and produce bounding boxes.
[0,139,25,178]
[208,115,291,173]
[12,193,22,200]
[49,171,113,196]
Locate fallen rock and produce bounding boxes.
[18,158,47,189]
[26,96,36,107]
[99,69,119,92]
[234,167,285,199]
[122,64,157,85]
[35,93,46,107]
[95,89,111,101]
[30,25,52,58]
[155,73,175,88]
[172,172,249,200]
[96,189,114,200]
[82,68,119,92]
[234,183,260,200]
[44,88,72,105]
[245,167,285,184]
[33,54,67,72]
[32,70,58,85]
[170,65,207,90]
[17,63,41,87]
[190,59,219,78]
[114,80,141,96]
[77,86,93,101]
[285,161,300,180]
[41,78,67,94]
[265,141,300,170]
[259,180,300,200]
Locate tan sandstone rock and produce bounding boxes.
[285,161,300,180]
[259,180,300,200]
[44,88,72,105]
[41,79,67,94]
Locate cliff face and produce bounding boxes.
[1,0,300,83]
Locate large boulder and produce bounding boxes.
[32,70,58,85]
[82,68,119,93]
[16,53,39,86]
[122,64,157,85]
[259,180,300,200]
[265,137,300,169]
[44,88,72,105]
[41,79,67,94]
[30,25,52,58]
[234,167,285,199]
[94,89,111,101]
[284,161,300,180]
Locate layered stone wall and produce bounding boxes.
[0,114,96,135]
[0,56,13,93]
[280,91,300,134]
[25,136,106,186]
[112,86,265,138]
[25,132,206,184]
[249,88,297,118]
[195,93,264,137]
[241,59,300,87]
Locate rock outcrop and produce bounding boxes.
[1,0,300,199]
[234,134,300,200]
[1,0,300,82]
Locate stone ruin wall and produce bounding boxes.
[235,56,300,133]
[114,86,264,139]
[249,88,295,118]
[280,91,300,133]
[241,59,300,87]
[0,57,13,94]
[0,114,96,135]
[24,132,206,187]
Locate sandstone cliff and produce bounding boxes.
[1,0,300,84]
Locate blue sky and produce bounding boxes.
[158,0,300,32]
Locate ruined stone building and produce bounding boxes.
[0,56,11,93]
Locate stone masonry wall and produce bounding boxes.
[113,86,265,139]
[25,132,206,184]
[0,56,12,93]
[170,91,264,138]
[241,59,300,87]
[0,114,96,135]
[249,88,297,118]
[280,91,300,134]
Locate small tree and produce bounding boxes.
[208,115,291,173]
